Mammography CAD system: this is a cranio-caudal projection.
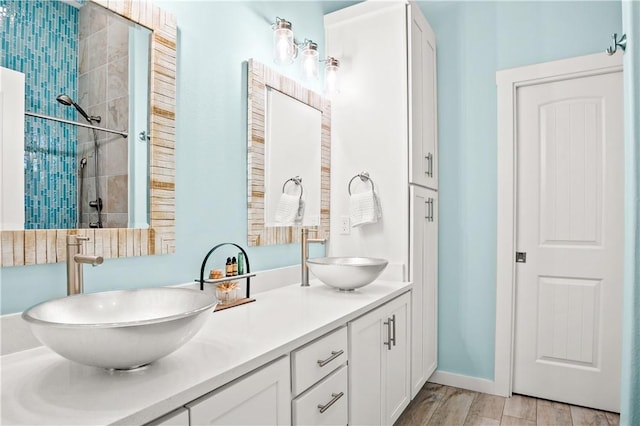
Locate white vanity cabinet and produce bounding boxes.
[186,356,291,426]
[0,281,414,426]
[410,186,438,397]
[349,292,411,426]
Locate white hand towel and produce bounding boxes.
[295,199,306,223]
[374,191,382,219]
[350,190,381,227]
[275,193,300,225]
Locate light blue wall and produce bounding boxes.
[0,0,357,314]
[621,2,640,424]
[418,1,622,380]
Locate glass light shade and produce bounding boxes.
[273,27,295,65]
[324,58,340,96]
[301,42,319,81]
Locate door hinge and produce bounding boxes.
[515,252,527,263]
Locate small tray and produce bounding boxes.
[214,297,256,312]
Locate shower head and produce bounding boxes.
[56,94,74,106]
[56,94,99,124]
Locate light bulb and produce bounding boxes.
[273,19,294,65]
[301,41,319,81]
[324,57,340,96]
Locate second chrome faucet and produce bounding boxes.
[301,228,326,287]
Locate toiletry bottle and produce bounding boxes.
[238,252,244,275]
[225,257,232,277]
[232,257,238,276]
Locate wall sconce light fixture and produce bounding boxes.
[273,17,295,65]
[324,57,340,95]
[271,17,339,93]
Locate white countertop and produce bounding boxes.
[1,280,411,426]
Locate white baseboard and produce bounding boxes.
[429,370,503,396]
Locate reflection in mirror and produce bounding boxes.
[2,0,151,230]
[265,88,321,227]
[0,0,176,267]
[247,59,331,246]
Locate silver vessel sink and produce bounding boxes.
[306,257,388,291]
[22,287,217,370]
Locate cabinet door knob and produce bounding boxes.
[317,392,345,414]
[317,350,344,367]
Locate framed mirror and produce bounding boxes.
[0,0,176,266]
[247,59,331,246]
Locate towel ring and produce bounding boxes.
[348,172,375,195]
[282,176,304,199]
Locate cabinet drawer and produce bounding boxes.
[292,365,348,426]
[292,326,347,395]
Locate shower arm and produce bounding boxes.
[24,111,128,139]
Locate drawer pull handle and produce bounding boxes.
[317,350,344,367]
[317,392,344,414]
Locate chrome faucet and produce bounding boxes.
[66,235,104,295]
[301,228,326,287]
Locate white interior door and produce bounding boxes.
[513,69,623,412]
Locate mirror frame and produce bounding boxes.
[0,0,176,267]
[247,59,331,246]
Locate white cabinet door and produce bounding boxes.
[349,292,411,425]
[349,305,384,425]
[410,186,438,398]
[425,191,438,379]
[383,294,411,425]
[187,356,291,426]
[408,2,438,189]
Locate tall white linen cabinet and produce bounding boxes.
[325,0,439,423]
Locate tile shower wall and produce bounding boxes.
[77,2,129,228]
[1,0,78,229]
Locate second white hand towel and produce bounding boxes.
[350,190,381,227]
[275,193,300,225]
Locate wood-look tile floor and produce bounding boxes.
[395,383,620,426]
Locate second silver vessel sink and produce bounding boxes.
[307,257,388,291]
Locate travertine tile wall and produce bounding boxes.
[78,2,129,228]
